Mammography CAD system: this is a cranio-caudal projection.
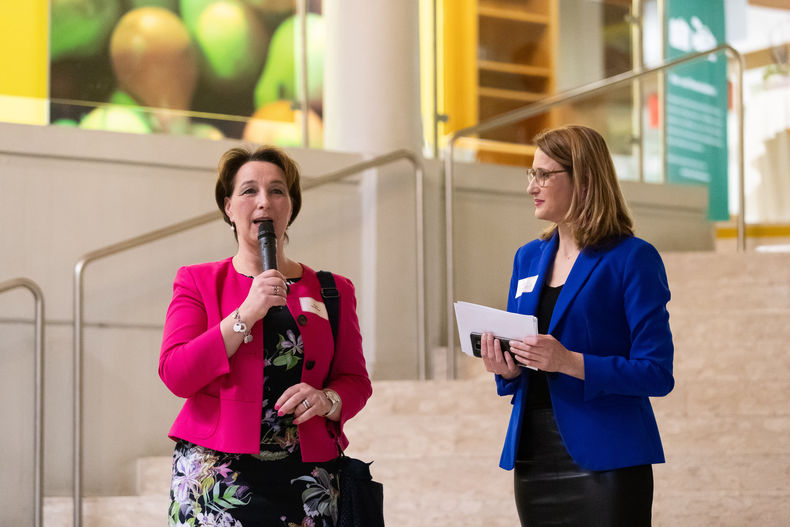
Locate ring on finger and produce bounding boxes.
[273,285,279,295]
[302,399,311,410]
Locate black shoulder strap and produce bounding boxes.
[316,270,340,345]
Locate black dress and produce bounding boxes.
[513,284,654,526]
[168,278,340,527]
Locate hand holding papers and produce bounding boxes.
[453,301,538,369]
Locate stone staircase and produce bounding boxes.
[45,379,518,527]
[44,252,790,526]
[650,251,790,526]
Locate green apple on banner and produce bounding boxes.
[254,13,325,112]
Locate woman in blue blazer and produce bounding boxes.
[480,125,674,526]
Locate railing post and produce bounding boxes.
[73,261,84,527]
[71,211,221,527]
[444,141,457,379]
[298,0,310,148]
[631,0,644,183]
[0,278,45,527]
[731,50,746,252]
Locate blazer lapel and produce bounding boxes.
[548,248,604,334]
[520,234,558,316]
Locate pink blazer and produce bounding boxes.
[159,258,373,461]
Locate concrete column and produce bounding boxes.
[322,2,424,379]
[323,2,422,155]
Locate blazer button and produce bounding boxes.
[305,360,316,370]
[297,314,308,326]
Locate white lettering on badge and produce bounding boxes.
[299,297,329,320]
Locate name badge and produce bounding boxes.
[300,297,329,320]
[515,275,538,298]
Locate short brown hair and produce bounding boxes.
[214,145,302,232]
[534,125,633,249]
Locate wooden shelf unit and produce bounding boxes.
[474,0,558,165]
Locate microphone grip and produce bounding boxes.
[257,220,278,271]
[257,220,283,313]
[260,235,277,271]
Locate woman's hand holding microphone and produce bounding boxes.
[238,269,288,322]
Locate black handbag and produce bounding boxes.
[336,454,385,527]
[317,271,385,527]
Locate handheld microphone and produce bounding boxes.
[257,220,277,271]
[257,220,283,313]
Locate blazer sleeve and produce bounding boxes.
[495,374,521,397]
[324,276,373,429]
[496,248,526,397]
[583,242,675,400]
[159,266,231,398]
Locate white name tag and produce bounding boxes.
[299,297,329,320]
[515,275,538,298]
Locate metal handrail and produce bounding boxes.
[72,148,426,527]
[444,43,745,378]
[0,278,45,527]
[298,0,309,148]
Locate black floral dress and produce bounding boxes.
[168,279,340,527]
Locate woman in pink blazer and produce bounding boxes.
[159,146,372,527]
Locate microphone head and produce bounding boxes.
[257,219,275,239]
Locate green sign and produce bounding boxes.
[665,1,728,220]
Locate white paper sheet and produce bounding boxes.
[453,301,538,359]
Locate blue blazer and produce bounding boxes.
[496,233,674,471]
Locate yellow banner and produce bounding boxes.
[0,1,49,124]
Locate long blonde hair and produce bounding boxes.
[535,125,633,249]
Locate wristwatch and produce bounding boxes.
[323,389,341,417]
[232,308,253,343]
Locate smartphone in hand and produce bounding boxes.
[470,332,514,358]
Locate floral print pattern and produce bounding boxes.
[168,293,339,527]
[258,327,304,460]
[292,467,339,525]
[169,442,250,526]
[269,329,303,370]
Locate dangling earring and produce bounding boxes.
[230,222,236,232]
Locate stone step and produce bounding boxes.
[137,413,790,486]
[116,452,790,527]
[136,376,790,490]
[652,489,790,527]
[663,252,790,285]
[44,487,790,527]
[125,454,519,526]
[653,453,790,493]
[663,252,790,311]
[671,312,790,380]
[364,454,518,527]
[44,496,169,527]
[362,379,509,415]
[136,456,170,497]
[654,380,790,417]
[669,287,790,311]
[657,413,790,456]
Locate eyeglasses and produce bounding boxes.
[526,168,568,187]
